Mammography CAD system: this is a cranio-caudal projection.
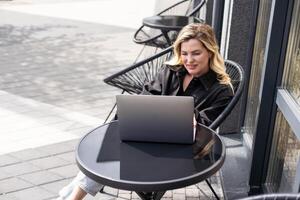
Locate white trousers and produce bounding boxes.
[58,171,103,199]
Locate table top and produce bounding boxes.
[76,121,225,192]
[143,15,202,31]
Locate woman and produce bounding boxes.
[57,23,233,200]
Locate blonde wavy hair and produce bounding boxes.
[166,23,231,85]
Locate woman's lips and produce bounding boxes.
[186,65,197,69]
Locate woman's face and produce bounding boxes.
[180,38,211,77]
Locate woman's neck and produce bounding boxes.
[183,74,194,91]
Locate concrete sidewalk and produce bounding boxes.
[0,1,224,199]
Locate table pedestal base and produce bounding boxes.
[136,191,166,200]
[135,180,220,200]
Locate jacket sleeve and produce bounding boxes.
[140,66,167,95]
[194,85,234,127]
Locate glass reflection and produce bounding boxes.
[282,0,300,106]
[243,0,272,140]
[266,111,300,192]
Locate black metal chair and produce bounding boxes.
[209,60,245,130]
[237,193,300,200]
[104,47,173,95]
[103,48,244,130]
[133,0,206,49]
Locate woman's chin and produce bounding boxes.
[189,71,201,77]
[187,70,197,75]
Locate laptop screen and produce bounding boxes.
[116,95,194,144]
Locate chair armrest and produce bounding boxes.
[103,47,173,94]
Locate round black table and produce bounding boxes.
[76,121,225,200]
[142,15,202,45]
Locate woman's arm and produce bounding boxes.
[140,66,168,95]
[194,85,234,127]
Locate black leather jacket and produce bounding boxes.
[141,65,234,126]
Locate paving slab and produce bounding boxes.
[48,164,79,178]
[0,177,34,194]
[19,170,63,185]
[2,187,55,200]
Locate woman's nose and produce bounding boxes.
[186,54,194,63]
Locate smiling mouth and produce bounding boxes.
[187,65,197,69]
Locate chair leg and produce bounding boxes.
[103,90,125,124]
[133,44,146,63]
[133,44,160,64]
[136,191,166,200]
[103,102,117,124]
[205,179,220,200]
[99,185,105,193]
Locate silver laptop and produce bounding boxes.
[116,94,195,144]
